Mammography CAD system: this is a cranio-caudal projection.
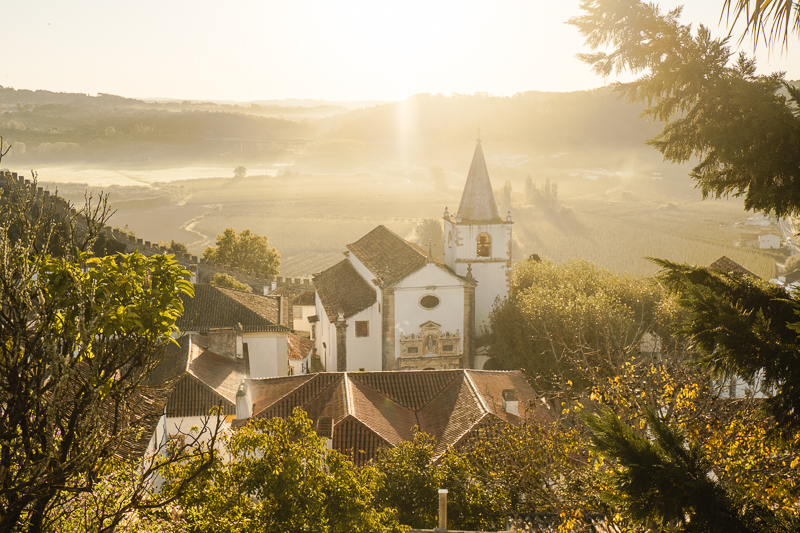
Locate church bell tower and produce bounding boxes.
[443,139,513,332]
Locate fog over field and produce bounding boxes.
[5,87,784,281]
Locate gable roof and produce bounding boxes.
[709,256,760,279]
[288,333,313,361]
[456,140,502,224]
[271,286,316,306]
[312,259,377,321]
[345,225,466,288]
[177,284,280,332]
[240,370,551,465]
[149,334,248,418]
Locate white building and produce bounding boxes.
[309,140,511,371]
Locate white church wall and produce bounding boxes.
[341,304,382,372]
[455,261,508,331]
[394,265,466,356]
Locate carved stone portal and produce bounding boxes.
[398,321,461,370]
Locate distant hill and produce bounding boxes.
[0,86,663,169]
[293,89,663,172]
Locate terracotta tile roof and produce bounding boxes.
[418,376,486,457]
[349,370,461,410]
[457,141,502,224]
[349,380,417,445]
[241,370,549,464]
[149,335,248,418]
[288,333,313,361]
[65,362,171,461]
[709,256,760,279]
[177,284,279,332]
[294,289,316,306]
[249,373,340,419]
[312,259,377,321]
[346,225,432,287]
[271,286,316,306]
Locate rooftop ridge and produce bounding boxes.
[462,369,490,414]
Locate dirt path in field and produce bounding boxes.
[181,204,221,249]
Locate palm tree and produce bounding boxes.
[722,0,800,48]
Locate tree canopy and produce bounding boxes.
[202,228,280,278]
[722,0,800,48]
[569,0,800,217]
[567,1,800,528]
[210,272,253,292]
[0,173,217,531]
[167,409,400,533]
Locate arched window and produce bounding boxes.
[448,231,452,248]
[477,233,491,257]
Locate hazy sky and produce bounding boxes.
[5,0,799,102]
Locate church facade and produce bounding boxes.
[309,140,511,372]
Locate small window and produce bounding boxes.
[355,321,369,337]
[407,346,419,354]
[442,344,454,352]
[420,294,440,310]
[359,367,365,372]
[293,306,303,319]
[477,233,491,257]
[448,231,453,248]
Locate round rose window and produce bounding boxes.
[420,294,440,310]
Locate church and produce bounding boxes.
[309,139,513,372]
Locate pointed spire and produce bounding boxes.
[456,140,501,224]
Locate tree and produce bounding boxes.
[233,165,247,180]
[652,258,800,435]
[498,180,513,213]
[722,0,800,49]
[568,1,800,526]
[0,172,217,531]
[569,0,800,217]
[211,272,252,292]
[487,257,679,395]
[524,174,534,205]
[413,219,444,260]
[167,408,400,533]
[202,228,280,277]
[429,163,446,191]
[586,408,794,533]
[784,255,800,275]
[169,240,189,255]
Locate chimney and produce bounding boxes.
[335,312,348,372]
[207,328,237,359]
[235,323,244,358]
[502,389,519,416]
[236,380,253,419]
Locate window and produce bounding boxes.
[477,233,491,257]
[355,321,369,337]
[419,294,440,310]
[293,306,303,319]
[448,231,453,248]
